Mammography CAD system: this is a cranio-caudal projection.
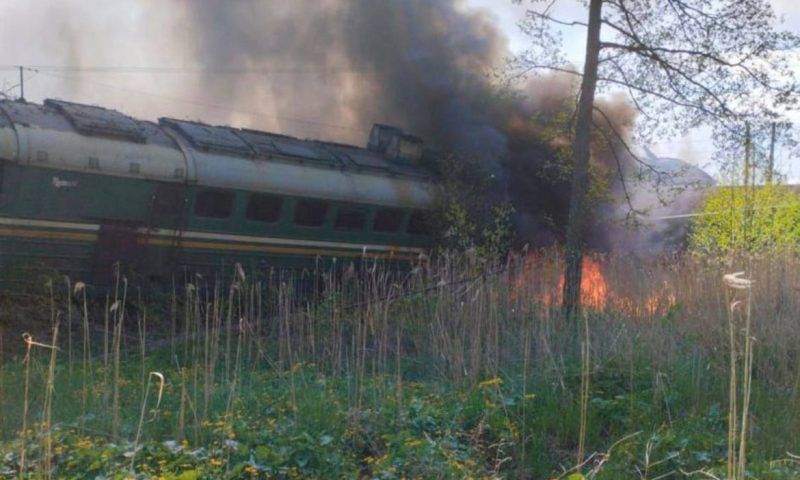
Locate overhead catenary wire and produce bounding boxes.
[18,69,768,150]
[4,65,792,142]
[649,198,800,220]
[14,67,371,136]
[0,65,375,76]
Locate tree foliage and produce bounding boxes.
[515,0,799,141]
[690,184,800,255]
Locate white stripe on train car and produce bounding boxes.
[0,216,426,254]
[0,216,100,231]
[145,228,425,254]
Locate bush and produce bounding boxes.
[689,184,800,254]
[428,153,514,258]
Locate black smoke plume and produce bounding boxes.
[176,0,643,248]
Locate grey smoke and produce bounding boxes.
[607,149,715,255]
[177,0,512,173]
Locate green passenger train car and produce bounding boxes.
[0,99,438,289]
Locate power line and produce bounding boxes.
[7,66,793,157]
[34,70,369,135]
[0,65,374,76]
[651,198,800,220]
[21,69,767,150]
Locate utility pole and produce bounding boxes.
[767,122,776,184]
[742,123,754,250]
[18,66,24,101]
[742,123,751,188]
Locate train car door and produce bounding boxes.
[144,182,188,282]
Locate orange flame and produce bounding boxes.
[573,257,607,309]
[549,257,608,309]
[607,293,676,317]
[510,253,676,315]
[511,254,608,310]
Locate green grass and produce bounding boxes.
[2,353,798,479]
[1,252,800,478]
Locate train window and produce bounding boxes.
[293,199,329,227]
[246,193,283,223]
[407,211,431,235]
[194,189,234,219]
[373,207,404,233]
[334,207,366,231]
[152,184,183,216]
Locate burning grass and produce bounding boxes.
[1,251,800,478]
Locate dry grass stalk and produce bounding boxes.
[170,277,177,359]
[75,281,91,422]
[16,327,61,479]
[111,275,128,440]
[64,276,72,376]
[723,270,755,480]
[577,313,590,468]
[102,292,110,409]
[727,297,738,480]
[175,357,186,442]
[129,371,165,474]
[18,333,33,479]
[519,321,531,477]
[137,290,146,386]
[41,318,60,479]
[222,316,245,445]
[737,283,754,480]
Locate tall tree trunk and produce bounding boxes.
[562,0,603,319]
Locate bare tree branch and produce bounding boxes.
[526,11,588,28]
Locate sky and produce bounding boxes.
[0,0,797,182]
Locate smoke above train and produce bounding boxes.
[174,0,643,248]
[5,0,711,252]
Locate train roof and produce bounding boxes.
[0,98,438,208]
[0,98,435,180]
[0,98,177,147]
